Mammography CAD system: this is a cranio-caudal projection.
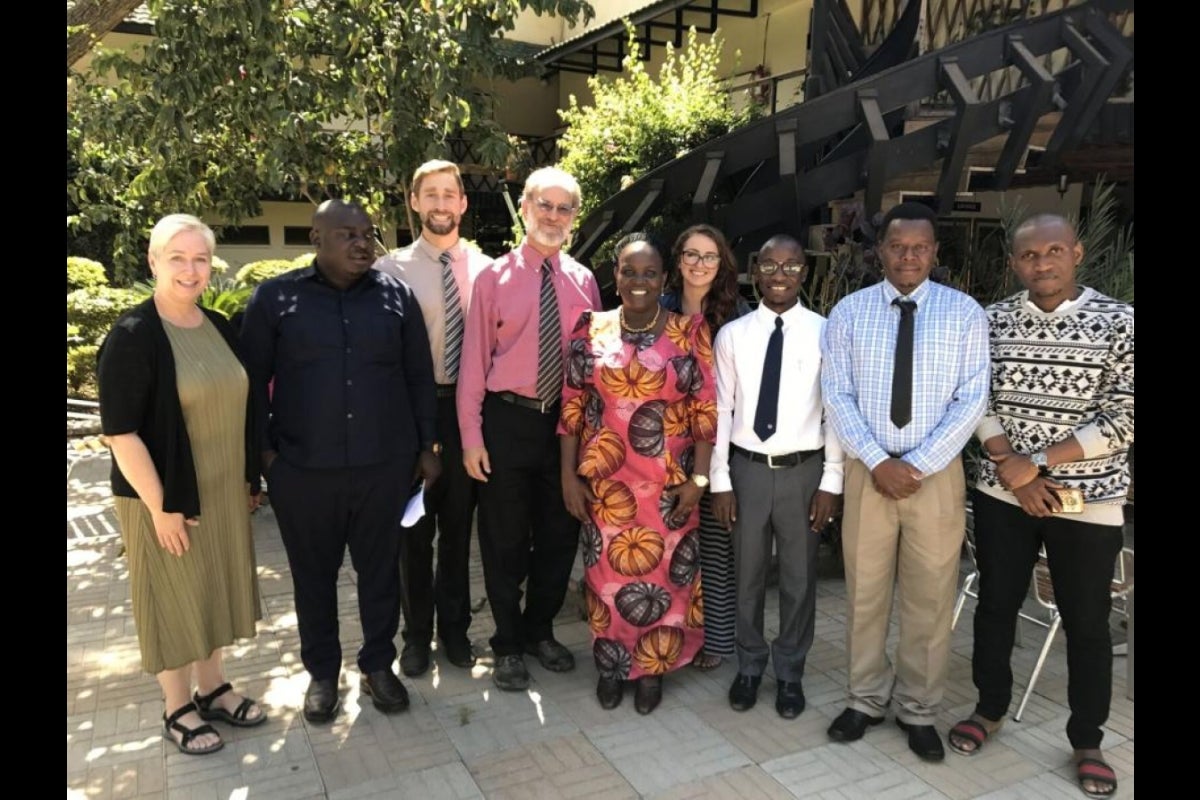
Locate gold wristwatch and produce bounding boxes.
[691,473,710,489]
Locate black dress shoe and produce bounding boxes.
[440,637,476,669]
[728,674,762,712]
[775,681,806,719]
[493,654,531,691]
[827,707,885,742]
[400,642,431,677]
[361,669,410,713]
[897,720,946,762]
[596,676,624,710]
[303,678,340,724]
[524,639,575,672]
[634,675,663,715]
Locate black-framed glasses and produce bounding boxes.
[884,243,933,258]
[534,198,577,216]
[756,260,805,276]
[680,249,720,267]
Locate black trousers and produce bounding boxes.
[970,490,1124,749]
[476,393,579,657]
[271,455,414,680]
[399,395,477,645]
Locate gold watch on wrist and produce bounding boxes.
[690,473,710,489]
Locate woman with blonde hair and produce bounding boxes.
[98,214,265,755]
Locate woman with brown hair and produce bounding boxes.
[98,214,265,755]
[659,223,752,670]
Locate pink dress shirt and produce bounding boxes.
[457,241,602,449]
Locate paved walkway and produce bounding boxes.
[67,450,1134,799]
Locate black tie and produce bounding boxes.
[891,298,917,428]
[536,259,563,405]
[440,251,464,381]
[753,316,784,441]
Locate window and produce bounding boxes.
[216,226,270,246]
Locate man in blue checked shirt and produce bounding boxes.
[820,202,989,763]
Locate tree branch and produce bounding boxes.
[67,0,146,69]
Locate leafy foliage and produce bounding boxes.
[68,344,101,398]
[558,26,752,223]
[67,287,144,346]
[235,258,298,287]
[68,0,594,277]
[67,256,109,293]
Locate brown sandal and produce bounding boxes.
[691,649,723,671]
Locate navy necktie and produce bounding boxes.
[891,298,917,428]
[753,316,784,441]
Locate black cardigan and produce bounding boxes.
[97,298,261,518]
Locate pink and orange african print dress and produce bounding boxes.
[559,309,718,681]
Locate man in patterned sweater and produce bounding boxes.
[947,214,1133,800]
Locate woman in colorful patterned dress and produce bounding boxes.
[659,224,751,670]
[560,232,717,714]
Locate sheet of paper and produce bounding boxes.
[401,484,426,528]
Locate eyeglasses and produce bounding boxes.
[884,243,934,258]
[680,249,721,267]
[756,260,805,276]
[534,198,577,216]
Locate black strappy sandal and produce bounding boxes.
[163,702,224,755]
[194,682,267,728]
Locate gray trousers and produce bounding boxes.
[730,450,822,683]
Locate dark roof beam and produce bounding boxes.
[620,179,666,234]
[857,88,891,218]
[692,151,726,221]
[934,57,985,212]
[1042,17,1109,168]
[574,211,618,262]
[992,35,1056,190]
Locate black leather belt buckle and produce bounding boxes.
[495,390,559,415]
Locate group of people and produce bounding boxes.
[97,162,1131,800]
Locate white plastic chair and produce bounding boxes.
[1012,546,1134,721]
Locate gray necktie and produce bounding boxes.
[440,250,463,381]
[536,259,563,405]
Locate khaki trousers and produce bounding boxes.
[841,457,965,724]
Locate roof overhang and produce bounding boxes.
[532,0,759,75]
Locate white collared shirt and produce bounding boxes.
[710,301,845,494]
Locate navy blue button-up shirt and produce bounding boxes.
[240,262,438,470]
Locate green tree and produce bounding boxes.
[558,26,752,223]
[68,0,594,281]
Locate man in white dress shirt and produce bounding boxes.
[711,234,844,719]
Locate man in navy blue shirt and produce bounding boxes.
[241,199,440,722]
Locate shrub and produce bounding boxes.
[67,257,109,292]
[210,255,232,276]
[558,26,752,223]
[67,287,143,346]
[236,259,298,286]
[68,345,100,399]
[291,252,315,268]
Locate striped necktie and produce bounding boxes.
[440,250,464,381]
[536,258,563,406]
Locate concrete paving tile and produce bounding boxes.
[650,764,793,800]
[586,707,752,796]
[429,684,580,760]
[466,732,635,799]
[761,740,894,795]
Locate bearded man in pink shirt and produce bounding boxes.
[457,167,602,691]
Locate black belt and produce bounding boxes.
[436,384,457,399]
[731,443,822,469]
[492,390,560,415]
